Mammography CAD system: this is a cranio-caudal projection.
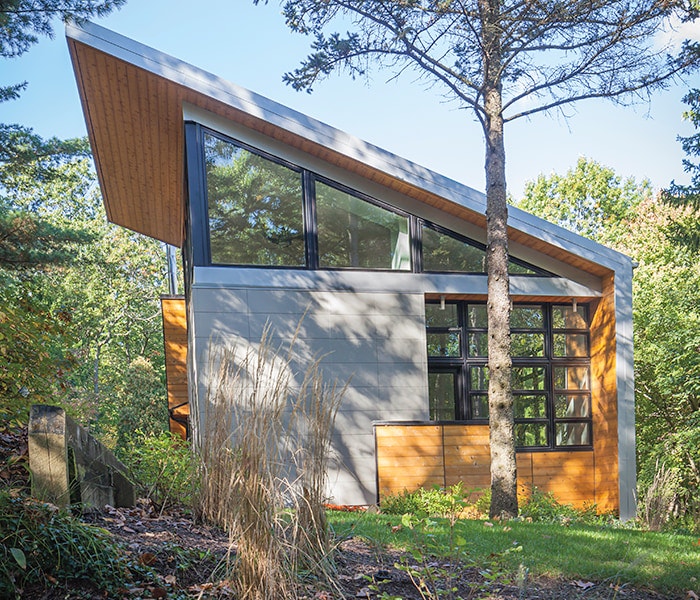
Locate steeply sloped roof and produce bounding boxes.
[66,21,632,275]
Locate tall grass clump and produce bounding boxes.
[194,325,345,600]
[291,361,347,576]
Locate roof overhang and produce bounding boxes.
[66,21,633,277]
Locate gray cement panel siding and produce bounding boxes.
[190,284,428,505]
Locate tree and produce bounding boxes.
[1,0,126,99]
[664,89,700,251]
[517,157,652,244]
[522,162,700,525]
[261,0,699,517]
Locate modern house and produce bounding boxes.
[66,22,636,519]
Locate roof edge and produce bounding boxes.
[65,21,634,273]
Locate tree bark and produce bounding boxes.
[481,0,518,519]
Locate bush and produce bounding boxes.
[117,430,197,512]
[0,491,130,598]
[519,487,605,525]
[381,482,472,517]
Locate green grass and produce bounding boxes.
[328,511,700,595]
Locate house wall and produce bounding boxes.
[188,274,429,505]
[161,296,188,439]
[376,424,600,509]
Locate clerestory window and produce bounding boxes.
[194,124,548,275]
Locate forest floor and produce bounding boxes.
[1,424,684,599]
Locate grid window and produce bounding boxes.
[426,301,593,449]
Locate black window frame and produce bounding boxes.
[185,122,549,276]
[426,300,593,451]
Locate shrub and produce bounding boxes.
[117,430,197,512]
[381,482,471,517]
[0,491,130,598]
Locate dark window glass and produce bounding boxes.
[429,372,457,421]
[426,300,592,449]
[552,304,588,329]
[553,333,589,357]
[555,422,591,446]
[205,133,305,266]
[425,303,458,327]
[422,225,486,272]
[427,332,461,357]
[515,423,548,447]
[316,181,410,270]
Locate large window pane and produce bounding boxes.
[427,332,461,357]
[205,134,305,266]
[422,225,486,272]
[429,372,456,421]
[317,181,410,270]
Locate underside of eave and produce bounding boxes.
[68,37,612,278]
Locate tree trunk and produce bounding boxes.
[481,0,518,519]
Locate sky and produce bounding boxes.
[2,0,699,199]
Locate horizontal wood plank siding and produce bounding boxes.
[376,423,607,511]
[161,296,188,439]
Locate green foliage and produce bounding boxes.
[0,491,131,598]
[380,483,471,518]
[664,88,700,251]
[111,357,169,452]
[117,431,197,511]
[328,510,700,594]
[518,488,606,525]
[517,157,651,243]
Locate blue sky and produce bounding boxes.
[2,0,699,199]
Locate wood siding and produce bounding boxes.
[161,296,188,439]
[376,423,607,511]
[589,273,620,513]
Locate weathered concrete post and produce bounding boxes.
[28,405,135,509]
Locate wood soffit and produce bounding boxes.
[68,38,610,277]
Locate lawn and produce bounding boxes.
[328,510,700,595]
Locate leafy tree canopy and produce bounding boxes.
[517,157,652,244]
[663,89,700,250]
[1,0,126,99]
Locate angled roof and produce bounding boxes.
[66,21,632,276]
